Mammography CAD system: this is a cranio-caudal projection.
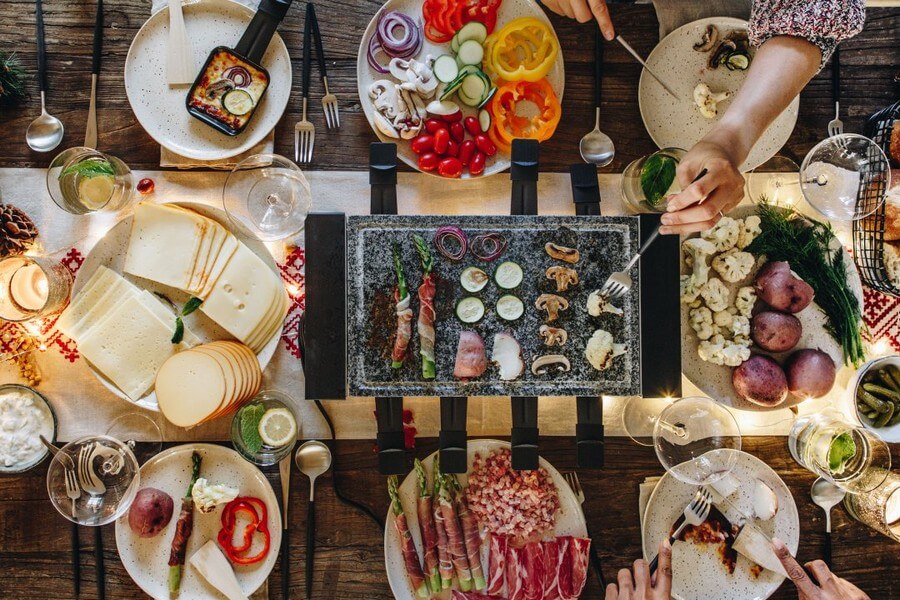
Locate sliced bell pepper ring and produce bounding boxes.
[217,496,272,566]
[486,17,559,82]
[488,78,561,151]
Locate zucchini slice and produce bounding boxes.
[476,85,497,109]
[450,33,461,54]
[496,295,524,321]
[457,39,485,66]
[455,21,488,45]
[460,267,489,292]
[222,89,254,116]
[433,55,460,83]
[456,297,485,323]
[494,261,523,289]
[459,74,487,107]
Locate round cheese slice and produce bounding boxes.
[156,350,227,428]
[191,345,241,422]
[207,342,254,420]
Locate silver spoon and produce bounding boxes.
[295,440,332,599]
[26,0,64,153]
[811,477,845,567]
[580,29,615,167]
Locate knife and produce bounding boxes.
[84,0,102,148]
[279,454,291,600]
[615,35,680,100]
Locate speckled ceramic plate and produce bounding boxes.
[356,0,565,178]
[74,202,283,411]
[642,450,799,600]
[347,215,641,397]
[384,439,588,600]
[125,0,292,161]
[680,205,864,411]
[638,17,798,172]
[114,444,281,600]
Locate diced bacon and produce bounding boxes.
[558,536,591,599]
[487,534,508,596]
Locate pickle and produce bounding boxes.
[874,403,895,428]
[858,389,892,413]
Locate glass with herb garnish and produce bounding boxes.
[231,390,299,466]
[46,147,134,214]
[621,147,686,214]
[789,410,891,493]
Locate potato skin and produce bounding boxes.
[754,261,814,313]
[733,355,788,407]
[785,349,836,398]
[751,311,802,352]
[128,487,174,538]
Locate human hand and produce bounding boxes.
[772,538,871,600]
[540,0,615,40]
[658,140,745,235]
[604,539,672,599]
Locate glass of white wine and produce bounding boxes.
[46,147,134,215]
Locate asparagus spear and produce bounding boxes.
[168,451,202,595]
[449,474,487,590]
[414,459,441,592]
[412,234,436,380]
[432,456,455,589]
[388,475,430,598]
[391,243,410,370]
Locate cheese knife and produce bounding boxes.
[84,0,102,148]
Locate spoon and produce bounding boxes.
[580,28,615,167]
[295,440,332,599]
[811,477,845,567]
[26,0,65,153]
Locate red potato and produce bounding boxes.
[750,311,803,352]
[733,355,789,407]
[785,349,836,398]
[128,487,174,538]
[754,261,814,313]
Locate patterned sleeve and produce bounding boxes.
[749,0,866,68]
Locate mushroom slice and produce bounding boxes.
[534,293,569,322]
[539,325,568,347]
[693,24,719,52]
[544,242,580,264]
[545,266,579,292]
[709,39,737,69]
[531,355,571,376]
[372,112,400,139]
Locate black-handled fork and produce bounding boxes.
[294,5,315,163]
[306,2,339,128]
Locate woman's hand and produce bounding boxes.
[540,0,615,40]
[772,538,871,600]
[604,540,673,599]
[658,139,745,236]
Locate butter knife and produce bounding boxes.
[84,0,102,149]
[615,35,680,100]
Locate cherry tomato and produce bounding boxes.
[433,128,450,155]
[425,118,447,134]
[474,134,497,157]
[469,151,486,176]
[418,152,439,172]
[464,116,481,138]
[449,122,465,143]
[438,157,463,178]
[441,111,463,123]
[458,139,476,167]
[445,138,460,158]
[410,134,435,155]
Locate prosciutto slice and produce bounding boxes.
[456,492,487,590]
[507,542,545,600]
[416,494,440,590]
[393,510,428,596]
[391,290,413,366]
[453,330,487,379]
[542,538,565,600]
[433,496,455,588]
[439,495,474,590]
[451,592,505,600]
[487,534,508,596]
[558,537,591,599]
[416,274,436,378]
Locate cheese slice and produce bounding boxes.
[189,541,249,600]
[199,233,239,299]
[138,291,201,347]
[156,349,227,427]
[62,282,140,341]
[190,220,228,295]
[56,266,131,338]
[731,525,788,577]
[246,286,288,352]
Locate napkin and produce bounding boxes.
[639,475,663,527]
[650,0,751,39]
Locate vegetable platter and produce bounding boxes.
[385,439,589,600]
[115,444,281,600]
[680,204,864,412]
[356,0,565,178]
[347,215,642,397]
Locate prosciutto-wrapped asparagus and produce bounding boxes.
[168,451,201,594]
[412,235,436,379]
[451,475,487,590]
[391,243,413,369]
[388,475,430,599]
[438,473,474,592]
[414,459,440,592]
[433,457,456,589]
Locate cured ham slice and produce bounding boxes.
[387,475,429,598]
[487,534,508,596]
[502,536,592,600]
[391,290,413,367]
[437,475,474,591]
[416,275,436,378]
[414,459,440,592]
[507,542,545,600]
[451,592,505,600]
[558,536,591,599]
[453,330,487,379]
[542,538,565,600]
[433,495,455,588]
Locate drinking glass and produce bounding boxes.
[653,396,742,485]
[223,154,311,241]
[788,410,891,492]
[47,147,134,214]
[0,255,72,322]
[844,471,900,543]
[621,147,686,214]
[231,390,300,466]
[106,412,163,466]
[747,156,802,207]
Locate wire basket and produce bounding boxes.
[853,100,899,296]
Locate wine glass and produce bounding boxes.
[105,412,162,467]
[653,396,742,485]
[747,155,802,207]
[223,153,311,241]
[620,395,674,447]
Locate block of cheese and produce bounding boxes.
[731,525,788,577]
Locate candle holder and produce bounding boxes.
[844,471,900,543]
[0,255,72,322]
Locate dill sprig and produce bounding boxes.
[746,202,865,367]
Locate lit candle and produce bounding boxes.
[9,262,49,311]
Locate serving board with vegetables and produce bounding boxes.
[347,215,641,397]
[356,0,564,178]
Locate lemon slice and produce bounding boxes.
[78,174,115,210]
[257,407,297,447]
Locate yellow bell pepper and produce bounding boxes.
[486,17,559,82]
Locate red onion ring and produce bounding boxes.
[367,35,391,73]
[470,233,508,262]
[223,66,252,88]
[377,11,422,58]
[433,226,468,261]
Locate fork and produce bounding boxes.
[295,7,315,163]
[648,488,712,575]
[78,442,107,513]
[307,2,339,129]
[65,463,81,519]
[563,472,607,587]
[827,46,843,138]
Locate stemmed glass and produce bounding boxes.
[747,156,802,207]
[105,412,163,467]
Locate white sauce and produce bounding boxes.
[0,388,54,470]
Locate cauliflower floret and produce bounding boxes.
[730,315,750,339]
[712,248,755,283]
[191,478,239,514]
[693,83,731,119]
[681,238,717,304]
[737,215,761,250]
[681,275,702,304]
[698,334,751,367]
[585,329,626,371]
[735,286,757,318]
[587,290,623,317]
[700,277,731,312]
[713,308,735,330]
[689,306,716,340]
[701,216,740,252]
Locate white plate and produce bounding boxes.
[74,202,283,411]
[642,450,800,600]
[638,18,798,172]
[115,444,281,600]
[125,0,292,161]
[356,0,565,178]
[384,439,587,600]
[680,205,864,411]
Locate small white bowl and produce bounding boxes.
[850,355,900,443]
[0,383,57,474]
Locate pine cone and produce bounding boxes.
[0,203,38,257]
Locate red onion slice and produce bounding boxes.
[433,226,468,261]
[367,35,391,73]
[377,11,422,58]
[223,65,252,88]
[470,233,508,262]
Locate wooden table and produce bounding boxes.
[1,1,899,599]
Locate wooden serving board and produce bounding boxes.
[347,215,642,397]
